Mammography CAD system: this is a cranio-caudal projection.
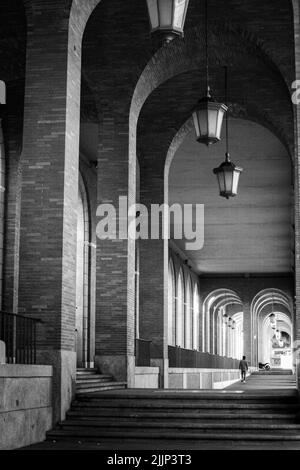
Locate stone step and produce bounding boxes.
[76,376,114,384]
[58,419,300,430]
[43,373,300,448]
[74,395,298,403]
[76,372,112,377]
[66,410,297,421]
[73,394,299,404]
[46,428,300,441]
[68,404,299,414]
[76,381,126,390]
[76,383,127,394]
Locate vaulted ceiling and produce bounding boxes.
[169,118,293,274]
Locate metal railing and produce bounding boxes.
[168,345,240,369]
[0,311,41,365]
[135,338,151,367]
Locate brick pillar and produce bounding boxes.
[138,155,169,388]
[293,0,300,391]
[243,302,252,365]
[2,109,22,314]
[95,117,136,387]
[18,0,98,422]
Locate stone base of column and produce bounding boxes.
[37,349,76,424]
[95,354,135,388]
[150,358,169,389]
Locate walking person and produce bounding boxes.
[239,355,248,383]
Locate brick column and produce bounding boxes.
[293,0,300,391]
[243,302,252,365]
[18,0,99,422]
[138,150,169,388]
[95,116,136,387]
[2,110,22,314]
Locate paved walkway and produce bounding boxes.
[226,371,297,392]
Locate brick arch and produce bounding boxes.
[131,21,292,123]
[251,288,293,366]
[134,25,294,179]
[202,288,243,355]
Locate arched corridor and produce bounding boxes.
[0,0,300,452]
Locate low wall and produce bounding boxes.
[0,365,53,450]
[168,368,252,390]
[134,367,160,388]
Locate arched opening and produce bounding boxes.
[252,289,293,370]
[75,179,91,368]
[193,284,200,350]
[168,259,176,346]
[185,277,193,349]
[176,270,185,347]
[202,289,244,359]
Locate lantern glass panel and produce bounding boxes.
[192,112,200,137]
[147,0,159,28]
[158,0,173,26]
[216,171,225,194]
[224,169,233,194]
[216,107,226,140]
[174,0,187,28]
[232,170,240,195]
[193,109,206,140]
[208,109,218,138]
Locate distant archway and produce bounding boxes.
[76,177,91,367]
[202,289,244,359]
[251,289,293,369]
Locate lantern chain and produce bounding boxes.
[205,0,210,97]
[225,65,230,162]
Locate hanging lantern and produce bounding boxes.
[228,317,232,328]
[213,152,243,199]
[223,313,228,324]
[213,67,243,199]
[192,93,228,146]
[146,0,190,43]
[192,0,227,146]
[232,320,236,330]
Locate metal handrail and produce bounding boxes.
[0,310,42,322]
[0,310,41,364]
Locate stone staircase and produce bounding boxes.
[45,372,300,449]
[76,368,127,395]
